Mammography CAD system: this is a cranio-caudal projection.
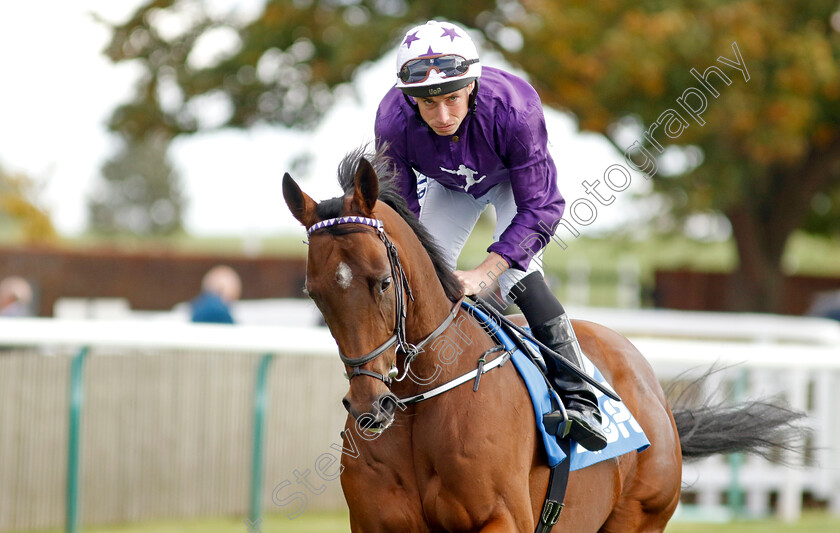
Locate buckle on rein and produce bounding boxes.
[472,345,506,392]
[540,499,563,528]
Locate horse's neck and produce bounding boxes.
[396,230,454,347]
[391,223,496,385]
[399,293,497,390]
[403,293,453,344]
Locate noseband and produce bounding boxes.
[307,216,462,386]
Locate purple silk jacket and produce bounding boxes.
[374,66,565,272]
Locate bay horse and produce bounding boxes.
[283,149,804,532]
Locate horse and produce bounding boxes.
[282,149,804,532]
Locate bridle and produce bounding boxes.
[306,215,462,387]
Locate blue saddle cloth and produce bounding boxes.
[464,302,650,470]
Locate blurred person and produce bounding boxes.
[0,276,33,317]
[375,20,606,451]
[807,289,840,322]
[190,265,241,324]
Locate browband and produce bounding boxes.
[307,216,383,239]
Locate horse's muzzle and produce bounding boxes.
[343,393,399,433]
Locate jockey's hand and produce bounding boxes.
[454,253,510,296]
[453,269,491,296]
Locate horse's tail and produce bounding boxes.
[668,368,808,462]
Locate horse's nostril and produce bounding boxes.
[377,394,398,417]
[342,398,352,413]
[357,413,375,430]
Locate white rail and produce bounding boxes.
[0,317,336,355]
[1,305,838,525]
[567,306,840,522]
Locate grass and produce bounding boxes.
[665,511,839,532]
[26,223,840,311]
[8,511,351,533]
[11,510,839,532]
[54,224,840,280]
[455,219,840,307]
[459,213,840,275]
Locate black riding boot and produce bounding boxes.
[530,314,607,451]
[508,272,607,452]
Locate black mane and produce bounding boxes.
[315,146,463,303]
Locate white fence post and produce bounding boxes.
[778,368,807,522]
[831,372,840,515]
[616,256,641,309]
[566,258,590,306]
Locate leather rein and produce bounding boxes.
[306,216,463,387]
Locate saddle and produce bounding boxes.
[464,301,574,532]
[464,299,650,532]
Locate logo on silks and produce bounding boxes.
[414,171,429,201]
[440,164,487,192]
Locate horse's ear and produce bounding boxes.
[283,173,318,227]
[352,158,379,216]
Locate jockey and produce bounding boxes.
[375,20,608,452]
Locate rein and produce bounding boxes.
[307,215,463,386]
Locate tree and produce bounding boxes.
[88,134,185,236]
[502,1,840,313]
[0,164,57,243]
[100,0,840,312]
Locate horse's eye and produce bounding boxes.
[379,276,393,294]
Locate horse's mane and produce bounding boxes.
[314,146,463,303]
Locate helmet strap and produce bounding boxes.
[468,78,480,115]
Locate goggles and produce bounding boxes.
[398,54,479,84]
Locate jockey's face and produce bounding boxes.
[413,82,474,136]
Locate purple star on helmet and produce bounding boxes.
[425,46,436,56]
[441,26,461,42]
[403,31,420,48]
